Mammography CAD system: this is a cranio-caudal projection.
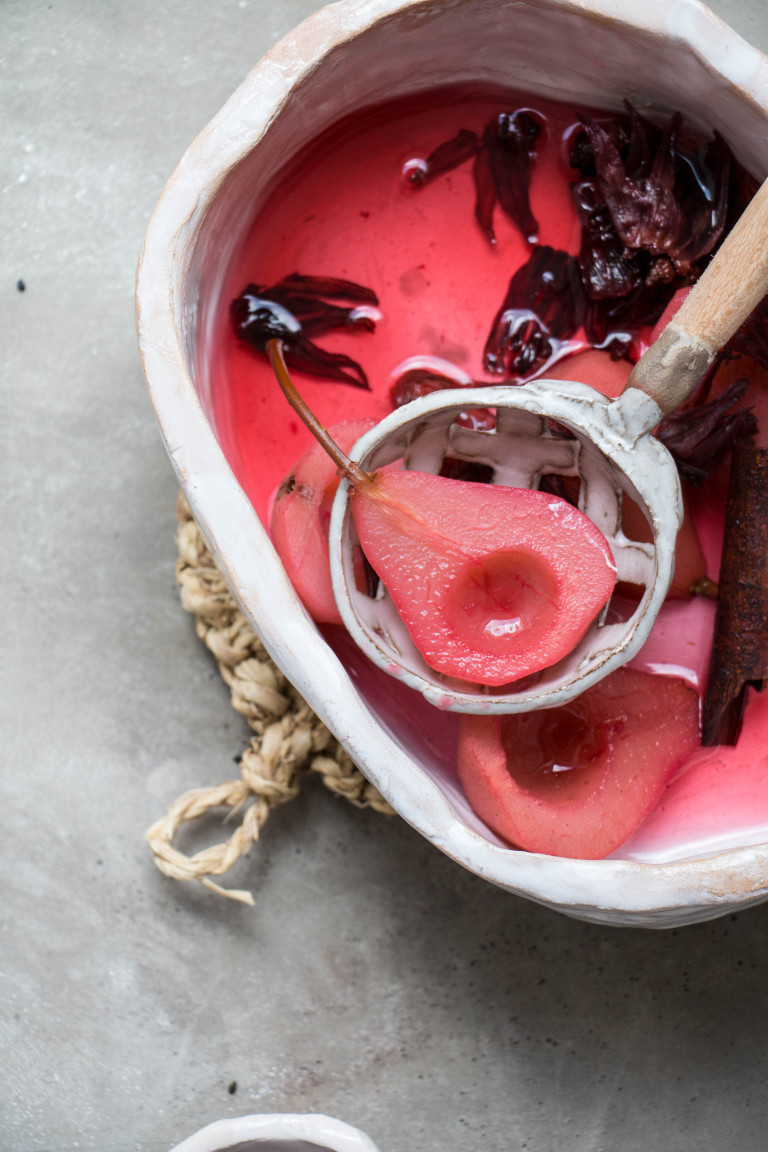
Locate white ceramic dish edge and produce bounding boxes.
[168,1112,380,1152]
[137,0,768,926]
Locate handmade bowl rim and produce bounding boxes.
[137,0,768,926]
[167,1112,380,1152]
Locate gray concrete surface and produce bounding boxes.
[3,2,768,1150]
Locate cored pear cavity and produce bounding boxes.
[457,667,701,857]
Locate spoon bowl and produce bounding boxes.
[330,379,679,711]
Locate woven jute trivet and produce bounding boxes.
[146,493,393,905]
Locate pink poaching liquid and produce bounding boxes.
[211,89,582,524]
[207,86,768,863]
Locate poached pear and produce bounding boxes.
[349,468,617,685]
[457,667,701,857]
[267,338,617,687]
[271,417,376,624]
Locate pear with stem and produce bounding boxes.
[267,339,617,687]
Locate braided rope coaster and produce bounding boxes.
[146,493,393,905]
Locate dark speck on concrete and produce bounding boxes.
[17,280,25,292]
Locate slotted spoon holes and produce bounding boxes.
[390,403,584,492]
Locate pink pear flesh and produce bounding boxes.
[349,470,617,686]
[457,667,701,858]
[271,418,376,624]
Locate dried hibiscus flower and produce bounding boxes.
[728,295,768,372]
[579,106,683,258]
[389,366,463,408]
[572,178,642,301]
[578,102,730,278]
[389,366,496,431]
[672,131,731,269]
[407,108,544,245]
[231,273,379,389]
[569,112,633,179]
[585,277,677,360]
[567,103,728,359]
[484,246,585,378]
[656,377,758,485]
[477,110,544,244]
[405,128,481,187]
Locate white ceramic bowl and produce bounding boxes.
[168,1113,380,1152]
[137,0,768,927]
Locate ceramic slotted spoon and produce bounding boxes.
[327,179,768,714]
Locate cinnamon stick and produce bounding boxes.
[702,441,768,745]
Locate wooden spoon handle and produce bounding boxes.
[624,177,768,415]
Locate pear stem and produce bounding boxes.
[266,338,374,490]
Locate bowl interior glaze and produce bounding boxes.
[213,1144,326,1151]
[138,0,768,926]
